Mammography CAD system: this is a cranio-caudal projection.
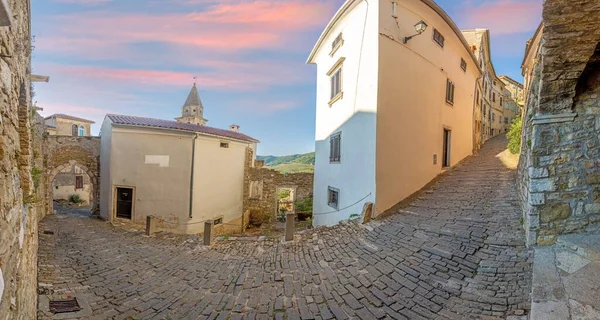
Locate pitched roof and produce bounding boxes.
[44,113,95,123]
[183,83,204,108]
[498,75,524,88]
[107,114,259,143]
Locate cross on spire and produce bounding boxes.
[193,75,197,85]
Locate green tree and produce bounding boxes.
[506,117,523,154]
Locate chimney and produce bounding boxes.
[229,124,240,133]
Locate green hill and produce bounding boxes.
[257,152,315,173]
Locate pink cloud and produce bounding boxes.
[36,0,337,56]
[458,0,542,35]
[53,0,111,4]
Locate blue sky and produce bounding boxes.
[31,0,541,156]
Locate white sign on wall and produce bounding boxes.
[145,155,170,168]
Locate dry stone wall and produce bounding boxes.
[519,0,600,246]
[243,148,314,225]
[0,0,45,318]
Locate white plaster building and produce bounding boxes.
[308,0,481,226]
[99,85,258,234]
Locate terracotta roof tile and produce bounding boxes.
[44,113,95,123]
[107,114,259,143]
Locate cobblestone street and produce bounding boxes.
[38,137,532,320]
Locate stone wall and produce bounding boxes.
[44,136,101,216]
[518,0,600,246]
[0,0,45,318]
[243,148,314,225]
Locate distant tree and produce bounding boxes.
[506,117,523,154]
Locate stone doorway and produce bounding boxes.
[44,136,100,216]
[48,161,95,217]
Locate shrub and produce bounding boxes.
[506,117,523,154]
[278,189,291,199]
[70,194,82,203]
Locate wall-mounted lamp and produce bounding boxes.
[403,20,428,44]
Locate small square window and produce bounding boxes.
[328,187,339,209]
[460,58,467,72]
[220,142,229,148]
[214,217,223,225]
[433,29,445,48]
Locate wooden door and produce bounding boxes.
[116,187,133,219]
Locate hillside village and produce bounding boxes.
[1,0,599,319]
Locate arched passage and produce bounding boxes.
[44,136,101,216]
[47,161,97,215]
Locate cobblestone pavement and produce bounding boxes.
[38,137,532,320]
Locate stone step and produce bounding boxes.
[555,233,600,262]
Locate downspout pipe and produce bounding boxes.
[189,134,198,219]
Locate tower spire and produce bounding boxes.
[175,82,208,126]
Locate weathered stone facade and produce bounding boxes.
[44,136,101,216]
[518,0,600,246]
[0,0,46,318]
[243,149,314,225]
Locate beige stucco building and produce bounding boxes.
[99,85,258,234]
[308,0,482,226]
[462,29,501,145]
[44,113,94,136]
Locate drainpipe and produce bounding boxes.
[189,134,198,219]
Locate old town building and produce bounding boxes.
[308,0,481,226]
[99,84,259,234]
[518,0,600,246]
[44,113,95,136]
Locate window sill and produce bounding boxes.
[328,204,339,210]
[329,92,343,106]
[445,100,454,107]
[329,160,341,164]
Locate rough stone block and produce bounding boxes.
[530,178,557,192]
[540,203,571,223]
[537,235,557,246]
[529,193,546,206]
[586,171,600,184]
[529,167,550,179]
[585,203,600,214]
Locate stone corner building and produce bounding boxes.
[519,0,600,246]
[0,0,46,318]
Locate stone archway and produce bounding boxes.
[44,136,101,216]
[47,161,98,215]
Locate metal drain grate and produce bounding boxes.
[49,299,81,314]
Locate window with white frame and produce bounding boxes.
[78,125,85,136]
[330,67,342,100]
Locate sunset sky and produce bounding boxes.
[31,0,542,155]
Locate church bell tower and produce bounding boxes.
[175,82,208,126]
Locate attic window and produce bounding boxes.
[460,58,467,72]
[330,33,344,56]
[220,142,229,148]
[214,217,223,225]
